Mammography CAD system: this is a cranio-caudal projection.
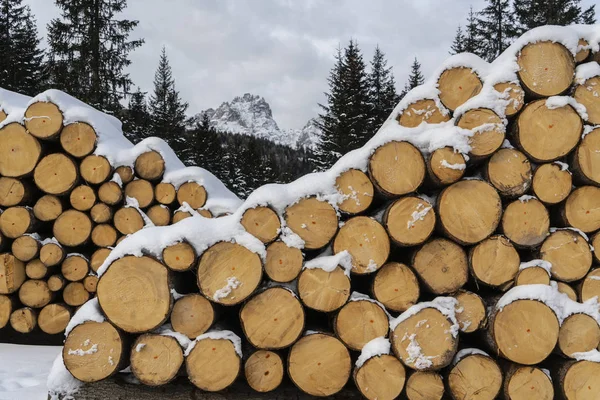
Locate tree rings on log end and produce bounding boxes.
[453,290,486,333]
[125,179,154,208]
[384,196,435,247]
[456,108,505,159]
[114,207,144,235]
[354,355,406,400]
[163,241,196,272]
[558,313,600,357]
[334,298,388,351]
[397,99,450,127]
[503,366,553,400]
[532,163,572,204]
[493,82,525,117]
[406,371,444,400]
[25,101,63,139]
[0,253,26,294]
[241,206,280,244]
[134,151,165,181]
[298,266,350,313]
[53,210,92,247]
[131,334,183,386]
[333,216,390,274]
[502,198,550,248]
[60,122,97,158]
[447,353,502,400]
[487,148,532,198]
[335,169,374,214]
[284,197,338,250]
[264,241,303,283]
[517,41,574,97]
[427,147,466,186]
[244,350,283,393]
[171,294,214,339]
[186,336,240,392]
[0,123,41,178]
[368,141,425,197]
[562,186,600,233]
[154,182,176,205]
[372,262,419,313]
[80,155,112,184]
[33,195,63,222]
[176,181,207,209]
[469,235,520,289]
[38,303,71,335]
[412,238,468,295]
[10,307,36,333]
[438,67,482,111]
[541,229,591,282]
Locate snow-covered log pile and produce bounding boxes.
[47,24,600,400]
[0,89,241,338]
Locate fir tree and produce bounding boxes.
[450,25,466,54]
[477,0,516,61]
[513,0,595,35]
[47,0,143,111]
[122,87,150,143]
[367,46,399,134]
[400,57,425,98]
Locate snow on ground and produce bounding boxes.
[0,344,60,400]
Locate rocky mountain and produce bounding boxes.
[197,93,320,150]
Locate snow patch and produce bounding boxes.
[304,249,353,277]
[213,277,241,301]
[356,337,391,368]
[389,297,459,336]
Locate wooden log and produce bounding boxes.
[333,216,390,274]
[513,99,582,162]
[447,351,502,400]
[438,180,502,245]
[384,196,435,247]
[170,294,214,339]
[456,108,505,160]
[154,182,176,205]
[91,224,118,247]
[517,41,574,97]
[0,122,42,177]
[397,98,450,127]
[197,242,263,305]
[571,127,600,186]
[186,334,241,392]
[172,210,192,224]
[0,294,14,328]
[297,266,350,313]
[405,371,444,400]
[124,179,154,208]
[335,169,374,214]
[469,235,520,289]
[561,186,600,233]
[575,38,591,62]
[134,151,165,181]
[0,177,33,207]
[333,297,388,351]
[97,255,171,333]
[130,333,183,386]
[90,202,113,223]
[558,313,600,357]
[502,198,550,248]
[502,365,554,400]
[90,248,111,273]
[372,262,419,313]
[39,242,65,267]
[514,266,550,286]
[368,141,425,197]
[556,281,578,301]
[146,204,170,226]
[284,197,338,250]
[33,194,64,222]
[0,206,37,238]
[60,122,97,158]
[412,238,468,295]
[438,67,482,111]
[532,163,572,205]
[115,165,134,184]
[288,333,351,397]
[53,209,92,247]
[38,303,72,335]
[47,274,66,292]
[10,307,37,333]
[241,206,280,244]
[240,287,304,349]
[0,253,26,294]
[69,184,96,211]
[486,148,532,198]
[12,234,40,262]
[573,73,600,125]
[113,207,144,235]
[452,290,486,333]
[63,321,127,382]
[176,181,207,209]
[97,181,122,206]
[18,279,53,308]
[579,269,600,302]
[540,229,591,282]
[494,82,525,117]
[34,153,78,195]
[0,110,5,123]
[83,275,98,293]
[353,354,406,400]
[552,360,600,399]
[264,241,303,283]
[80,155,112,184]
[63,281,91,306]
[244,350,284,393]
[162,241,196,272]
[24,101,63,139]
[426,147,466,187]
[25,259,49,279]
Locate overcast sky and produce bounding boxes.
[25,0,596,129]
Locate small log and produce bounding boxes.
[469,235,520,289]
[573,73,600,125]
[0,177,33,207]
[80,155,112,184]
[240,287,305,349]
[60,122,97,158]
[154,182,176,205]
[264,241,303,283]
[91,224,118,247]
[384,196,435,247]
[368,141,425,197]
[197,242,263,305]
[412,238,468,295]
[172,210,191,224]
[171,294,214,339]
[517,41,574,97]
[540,229,591,282]
[502,365,553,400]
[186,334,241,392]
[33,194,64,222]
[25,259,49,279]
[353,354,406,400]
[18,279,53,308]
[594,232,600,263]
[47,274,66,292]
[447,351,502,400]
[426,147,466,187]
[405,371,444,400]
[438,180,502,245]
[12,235,40,262]
[514,266,550,286]
[486,148,532,198]
[244,350,284,393]
[397,98,450,127]
[571,127,600,186]
[333,216,390,274]
[0,294,14,328]
[241,206,280,244]
[284,197,338,250]
[38,303,72,335]
[438,67,482,111]
[90,203,113,223]
[502,198,550,248]
[335,169,374,214]
[561,186,600,233]
[124,179,154,208]
[39,242,65,267]
[130,333,183,386]
[288,333,351,397]
[90,248,111,273]
[333,297,388,350]
[0,123,41,177]
[372,262,420,313]
[0,253,26,294]
[579,269,600,302]
[113,207,144,235]
[493,82,525,117]
[53,209,92,247]
[297,266,350,312]
[553,360,600,399]
[24,101,63,139]
[10,307,37,333]
[162,241,196,272]
[556,281,577,301]
[558,313,600,357]
[33,153,78,195]
[0,206,37,238]
[176,181,207,209]
[453,290,486,333]
[69,184,96,211]
[97,255,171,333]
[456,108,505,160]
[97,181,123,206]
[63,281,91,306]
[146,204,170,226]
[114,165,134,184]
[576,38,591,62]
[134,151,165,181]
[83,275,98,293]
[532,163,572,204]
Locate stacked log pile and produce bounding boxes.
[45,25,600,400]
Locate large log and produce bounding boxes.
[38,303,71,335]
[335,169,374,214]
[517,41,574,97]
[176,181,207,209]
[33,194,64,222]
[113,207,145,235]
[18,279,53,308]
[552,360,600,399]
[456,108,505,160]
[10,307,37,333]
[241,206,280,244]
[502,365,554,400]
[384,196,435,247]
[502,197,550,248]
[353,354,406,400]
[0,123,42,177]
[284,197,338,250]
[24,101,63,139]
[264,241,303,283]
[0,177,33,207]
[134,151,165,181]
[297,266,350,312]
[368,141,425,196]
[53,209,92,247]
[170,294,214,339]
[125,179,155,208]
[131,333,183,386]
[469,235,520,289]
[244,350,284,393]
[34,153,78,195]
[531,163,572,204]
[405,371,444,400]
[438,67,482,111]
[80,155,112,184]
[0,253,26,294]
[162,241,196,272]
[571,127,600,185]
[486,148,532,198]
[426,147,466,187]
[333,297,388,350]
[333,216,390,274]
[372,262,420,313]
[0,206,37,238]
[397,98,450,127]
[12,234,40,262]
[60,122,97,158]
[185,335,241,392]
[561,186,600,233]
[540,229,591,282]
[446,351,502,400]
[412,238,468,295]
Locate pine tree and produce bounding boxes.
[0,1,45,95]
[450,26,466,54]
[400,57,425,98]
[122,87,150,143]
[477,0,516,61]
[367,46,399,134]
[47,0,143,111]
[513,0,595,35]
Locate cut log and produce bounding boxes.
[113,207,144,235]
[33,153,78,195]
[574,74,600,125]
[453,290,486,333]
[532,163,572,204]
[579,269,600,302]
[197,242,263,305]
[372,262,420,312]
[438,180,502,245]
[558,313,600,357]
[514,266,550,286]
[115,165,134,184]
[33,194,63,222]
[0,206,36,238]
[240,287,304,349]
[91,224,118,247]
[447,352,502,400]
[572,127,600,186]
[47,274,65,292]
[426,147,466,187]
[412,238,468,295]
[134,151,165,181]
[24,101,63,139]
[513,99,582,162]
[502,365,554,400]
[391,306,458,370]
[333,216,390,274]
[494,82,525,117]
[63,321,126,382]
[83,275,98,293]
[10,307,36,333]
[288,333,351,397]
[244,350,284,393]
[0,177,32,207]
[264,241,303,283]
[18,279,53,308]
[469,235,520,289]
[53,209,92,247]
[406,371,444,400]
[198,209,213,218]
[368,141,425,197]
[170,294,214,339]
[241,206,280,244]
[0,110,6,123]
[154,182,176,205]
[172,210,191,224]
[97,181,122,206]
[297,266,350,312]
[438,67,483,111]
[594,233,600,264]
[25,259,48,279]
[12,235,40,262]
[97,255,171,333]
[576,38,591,62]
[397,98,450,127]
[553,360,600,399]
[502,198,550,248]
[384,196,435,247]
[38,303,72,335]
[124,179,154,208]
[335,169,374,214]
[80,155,112,184]
[353,354,406,400]
[90,248,111,273]
[62,254,89,282]
[39,242,65,267]
[176,181,207,209]
[0,123,42,177]
[333,297,388,350]
[60,122,97,158]
[486,148,532,197]
[0,253,26,294]
[186,335,241,392]
[284,197,338,250]
[517,41,574,97]
[540,229,591,282]
[130,334,183,386]
[456,108,505,159]
[90,203,113,223]
[556,281,578,301]
[0,294,13,328]
[69,185,96,211]
[561,186,600,233]
[162,241,196,272]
